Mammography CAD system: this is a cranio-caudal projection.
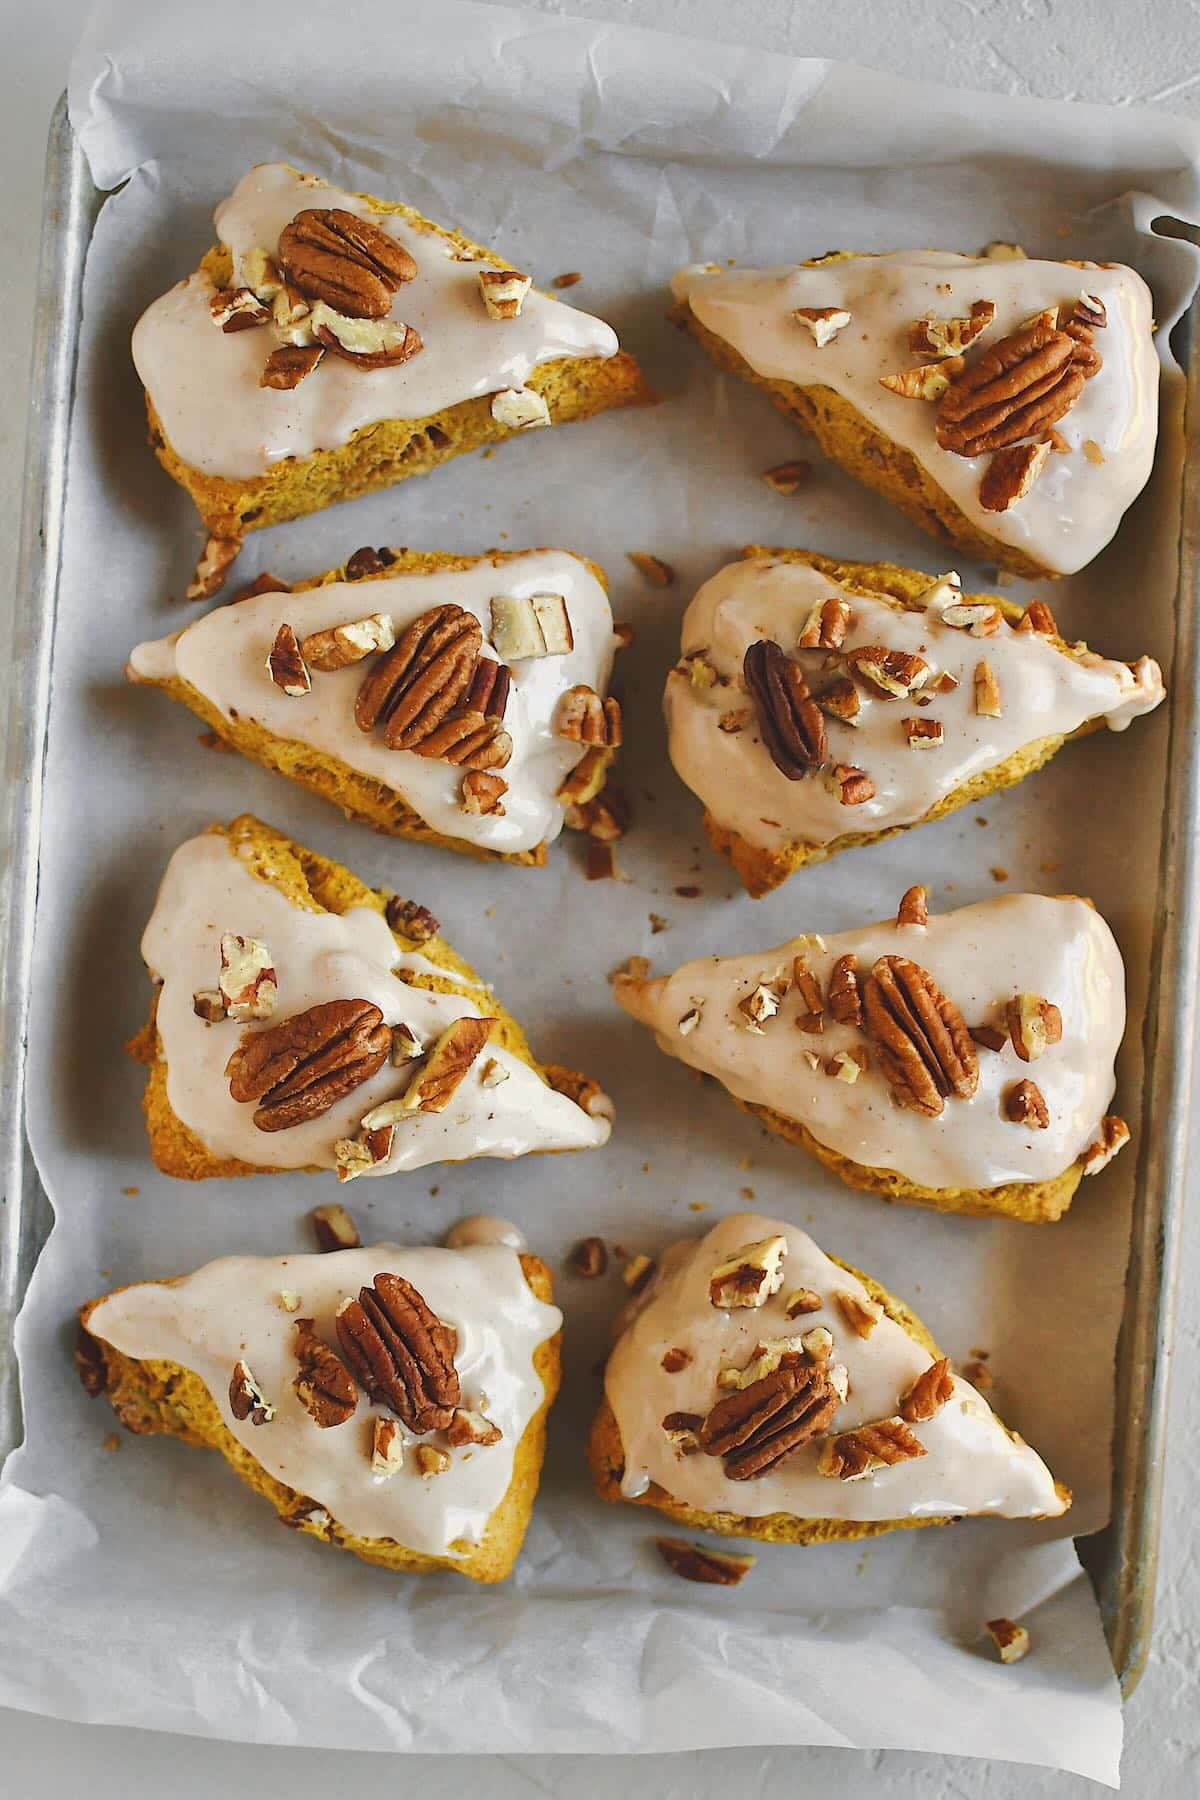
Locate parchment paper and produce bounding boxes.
[1,0,1198,1781]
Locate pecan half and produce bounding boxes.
[936,320,1094,455]
[899,1356,955,1423]
[261,345,325,390]
[277,207,416,319]
[743,639,827,779]
[355,604,513,771]
[226,998,392,1132]
[863,955,979,1116]
[292,1319,358,1427]
[817,1416,926,1480]
[335,1272,459,1433]
[699,1362,839,1480]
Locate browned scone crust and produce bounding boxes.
[671,251,1059,579]
[129,814,609,1179]
[704,546,1108,898]
[79,1254,560,1583]
[148,196,654,538]
[129,545,616,868]
[586,1256,1071,1542]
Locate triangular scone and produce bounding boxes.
[671,250,1158,578]
[129,815,613,1181]
[129,545,623,867]
[588,1213,1069,1545]
[79,1241,561,1583]
[669,547,1163,896]
[613,886,1129,1223]
[135,163,653,539]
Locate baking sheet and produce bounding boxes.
[1,0,1198,1781]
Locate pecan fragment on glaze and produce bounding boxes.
[699,1361,839,1480]
[335,1272,459,1433]
[899,1356,955,1424]
[277,207,416,319]
[827,955,863,1027]
[226,998,392,1132]
[292,1319,358,1427]
[862,955,979,1117]
[936,320,1098,456]
[743,639,827,779]
[818,1416,926,1480]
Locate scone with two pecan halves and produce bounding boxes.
[134,163,651,545]
[130,815,612,1181]
[667,547,1162,897]
[672,250,1158,577]
[612,886,1129,1223]
[129,545,623,867]
[588,1213,1069,1546]
[79,1240,561,1582]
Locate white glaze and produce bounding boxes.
[129,551,617,856]
[133,163,620,480]
[672,252,1158,574]
[144,833,611,1176]
[444,1215,527,1251]
[667,557,1163,853]
[613,895,1123,1191]
[605,1213,1066,1521]
[87,1243,560,1554]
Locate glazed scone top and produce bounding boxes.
[604,1213,1067,1523]
[132,163,621,481]
[129,551,617,857]
[666,557,1163,854]
[143,832,611,1176]
[87,1243,560,1554]
[672,252,1158,575]
[613,893,1124,1192]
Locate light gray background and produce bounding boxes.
[1,1,1194,1794]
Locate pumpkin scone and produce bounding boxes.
[129,545,624,867]
[130,815,613,1181]
[667,547,1162,896]
[612,885,1129,1223]
[134,162,652,548]
[671,249,1158,577]
[79,1239,560,1582]
[588,1212,1070,1545]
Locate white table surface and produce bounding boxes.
[2,0,1197,1793]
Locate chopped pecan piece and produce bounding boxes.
[387,1015,495,1114]
[899,1356,955,1423]
[979,440,1052,513]
[186,534,242,602]
[277,207,416,318]
[816,676,862,725]
[832,764,875,806]
[836,1290,882,1339]
[261,345,325,389]
[792,305,850,346]
[230,570,291,605]
[345,545,397,579]
[791,958,824,1032]
[827,1047,867,1083]
[863,955,979,1116]
[553,270,582,288]
[738,980,786,1032]
[817,1416,926,1480]
[267,622,311,697]
[192,989,225,1023]
[845,645,931,699]
[311,304,423,369]
[879,363,955,401]
[557,684,623,747]
[569,1236,608,1278]
[229,1361,275,1426]
[416,1445,452,1477]
[490,591,573,660]
[661,1346,692,1373]
[762,459,812,495]
[622,1252,656,1293]
[939,600,1002,636]
[986,1618,1031,1663]
[218,933,277,1023]
[971,1023,1008,1052]
[1080,1114,1130,1175]
[300,613,395,672]
[1006,993,1063,1062]
[655,1538,756,1585]
[311,1202,361,1252]
[784,1288,822,1318]
[292,1319,358,1427]
[210,285,272,332]
[662,1411,704,1452]
[226,999,392,1131]
[370,1416,407,1480]
[335,1272,459,1433]
[478,268,531,319]
[462,770,507,815]
[651,1540,755,1584]
[974,660,1003,717]
[908,299,995,357]
[896,885,928,928]
[797,597,853,651]
[709,1235,787,1309]
[700,1362,839,1479]
[1005,1078,1049,1128]
[384,894,440,943]
[491,387,550,429]
[828,954,863,1026]
[903,717,943,748]
[628,551,675,587]
[937,319,1096,456]
[446,1406,502,1447]
[743,639,827,778]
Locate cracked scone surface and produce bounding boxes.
[80,1248,560,1584]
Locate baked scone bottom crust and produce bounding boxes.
[589,1215,1070,1542]
[667,547,1161,897]
[135,817,615,1180]
[84,1245,564,1584]
[613,893,1126,1219]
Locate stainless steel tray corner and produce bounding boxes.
[0,93,1196,1704]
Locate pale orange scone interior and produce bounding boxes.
[128,546,617,869]
[130,814,608,1180]
[79,1253,560,1583]
[141,169,654,538]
